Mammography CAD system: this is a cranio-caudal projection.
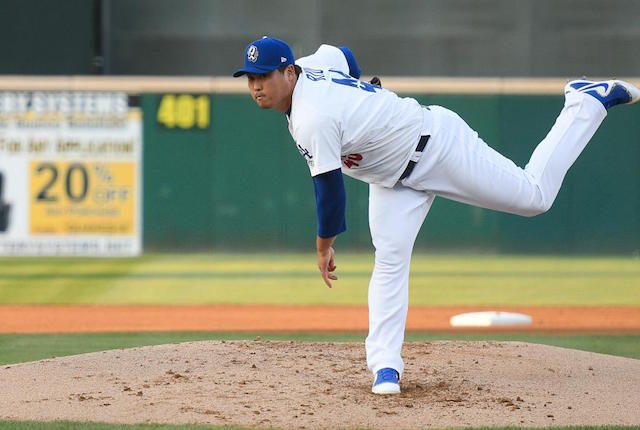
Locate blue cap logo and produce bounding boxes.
[232,36,295,77]
[247,45,258,63]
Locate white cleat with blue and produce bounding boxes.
[372,367,401,394]
[564,79,640,109]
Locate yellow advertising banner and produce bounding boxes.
[30,161,136,235]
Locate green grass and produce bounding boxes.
[1,332,639,366]
[0,253,639,306]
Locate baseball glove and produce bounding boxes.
[369,76,382,87]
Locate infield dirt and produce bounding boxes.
[1,340,639,428]
[2,305,639,333]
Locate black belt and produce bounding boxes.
[399,135,430,180]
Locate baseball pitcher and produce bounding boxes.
[233,36,639,394]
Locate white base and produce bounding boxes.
[450,311,532,327]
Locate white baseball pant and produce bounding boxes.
[365,91,607,376]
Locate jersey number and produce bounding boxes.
[330,70,379,93]
[342,153,362,168]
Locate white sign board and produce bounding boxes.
[0,91,142,256]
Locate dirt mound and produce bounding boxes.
[1,340,639,429]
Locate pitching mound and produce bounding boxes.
[1,340,639,429]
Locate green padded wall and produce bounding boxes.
[143,94,640,253]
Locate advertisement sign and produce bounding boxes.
[0,91,142,256]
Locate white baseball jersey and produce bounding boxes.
[288,45,424,187]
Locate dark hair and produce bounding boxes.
[277,64,301,77]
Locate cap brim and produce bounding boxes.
[232,69,249,78]
[232,64,278,78]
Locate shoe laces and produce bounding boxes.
[376,368,399,383]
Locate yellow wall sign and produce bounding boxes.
[30,161,136,235]
[156,94,210,129]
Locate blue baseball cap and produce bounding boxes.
[233,36,295,77]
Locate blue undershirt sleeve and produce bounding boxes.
[312,168,347,238]
[338,46,362,79]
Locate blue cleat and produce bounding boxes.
[565,78,591,91]
[564,79,640,109]
[372,367,400,394]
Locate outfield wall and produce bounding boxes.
[2,77,639,253]
[142,92,640,254]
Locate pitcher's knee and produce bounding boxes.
[373,248,411,271]
[516,199,553,217]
